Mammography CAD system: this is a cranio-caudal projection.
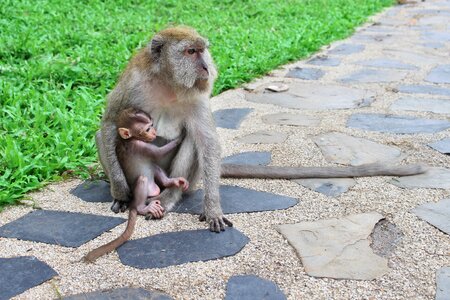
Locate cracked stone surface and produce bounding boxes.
[225,275,286,300]
[277,212,389,280]
[285,67,325,80]
[390,168,450,189]
[293,178,356,197]
[0,256,57,300]
[390,97,450,114]
[313,132,403,165]
[71,180,113,203]
[328,43,365,55]
[354,58,417,70]
[397,84,450,97]
[213,108,253,129]
[425,64,450,84]
[64,288,173,300]
[436,267,450,300]
[262,112,321,127]
[347,113,450,134]
[222,151,271,166]
[236,130,287,144]
[341,69,408,83]
[411,198,450,235]
[246,83,374,110]
[173,185,297,214]
[428,138,450,154]
[0,210,125,247]
[307,55,341,66]
[117,228,249,269]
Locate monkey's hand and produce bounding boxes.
[199,213,233,233]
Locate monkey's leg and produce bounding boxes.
[134,176,164,219]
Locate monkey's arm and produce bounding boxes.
[221,163,428,178]
[140,139,180,160]
[100,120,131,202]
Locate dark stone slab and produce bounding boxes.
[213,108,253,129]
[246,83,374,110]
[347,113,450,134]
[328,44,365,55]
[71,180,113,203]
[390,97,450,114]
[397,85,450,97]
[236,131,287,144]
[355,58,417,70]
[412,198,450,235]
[285,67,325,80]
[341,69,408,83]
[294,178,356,197]
[225,275,286,300]
[0,210,125,247]
[222,152,271,166]
[370,219,403,258]
[390,168,450,189]
[351,33,394,43]
[426,65,450,84]
[436,267,450,300]
[428,138,450,154]
[0,256,57,300]
[307,56,341,67]
[117,228,249,269]
[64,288,172,300]
[173,185,297,215]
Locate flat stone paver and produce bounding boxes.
[236,131,287,144]
[277,212,389,280]
[213,108,253,129]
[436,267,450,300]
[71,180,113,203]
[117,228,249,269]
[354,58,417,70]
[225,275,286,300]
[285,67,325,80]
[173,185,297,214]
[390,168,450,189]
[293,178,356,197]
[328,43,365,55]
[411,198,450,235]
[341,69,408,83]
[428,138,450,154]
[313,132,403,165]
[397,84,450,97]
[262,113,321,127]
[347,113,450,134]
[222,151,272,166]
[390,97,450,114]
[0,210,125,247]
[0,256,57,300]
[307,55,341,67]
[64,288,173,300]
[246,83,374,110]
[425,64,450,84]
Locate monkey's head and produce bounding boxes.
[117,108,157,142]
[149,26,217,92]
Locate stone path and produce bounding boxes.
[1,1,450,299]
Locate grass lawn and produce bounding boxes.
[0,0,394,208]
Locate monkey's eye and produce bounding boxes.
[146,127,151,132]
[187,48,196,55]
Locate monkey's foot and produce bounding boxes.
[199,213,233,233]
[138,200,165,219]
[111,199,129,213]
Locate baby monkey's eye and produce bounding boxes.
[146,127,151,132]
[187,48,196,54]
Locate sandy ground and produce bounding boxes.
[1,1,450,299]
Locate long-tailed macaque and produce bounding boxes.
[96,26,427,233]
[84,108,188,262]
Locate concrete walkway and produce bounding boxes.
[1,1,450,299]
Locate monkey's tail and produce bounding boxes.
[221,163,428,179]
[83,209,137,263]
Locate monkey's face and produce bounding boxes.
[136,121,157,143]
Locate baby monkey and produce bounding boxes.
[84,108,188,262]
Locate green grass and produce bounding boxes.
[0,0,394,208]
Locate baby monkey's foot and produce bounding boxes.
[138,199,165,219]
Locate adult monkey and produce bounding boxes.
[97,26,427,232]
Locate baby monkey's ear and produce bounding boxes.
[118,128,132,139]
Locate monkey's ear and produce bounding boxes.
[118,128,132,139]
[150,35,164,60]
